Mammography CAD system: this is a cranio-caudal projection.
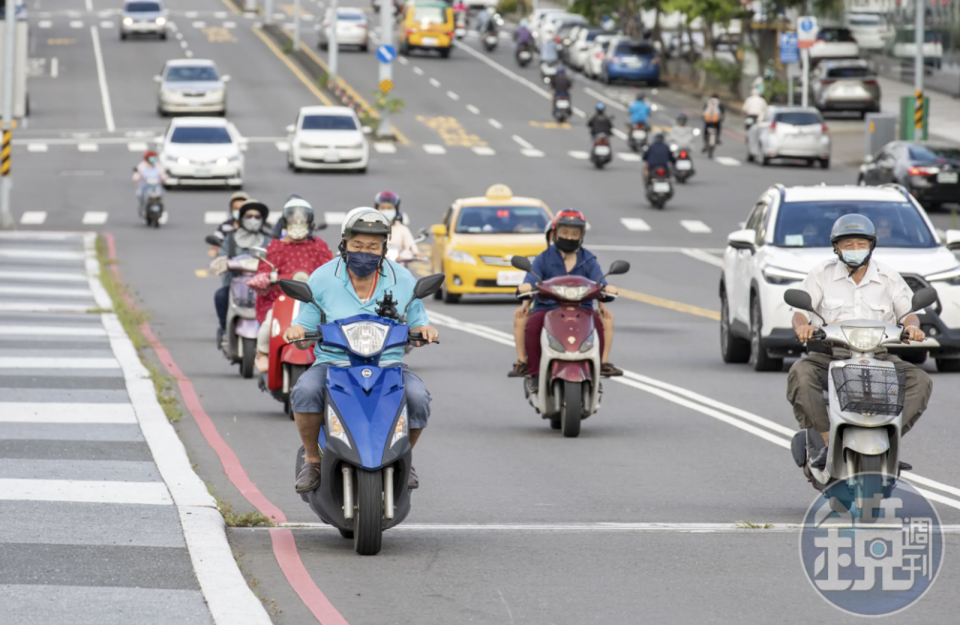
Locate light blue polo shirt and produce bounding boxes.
[292,257,430,365]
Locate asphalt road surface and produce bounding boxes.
[10,0,960,623]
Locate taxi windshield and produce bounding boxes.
[455,206,549,234]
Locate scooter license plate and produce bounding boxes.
[422,37,438,46]
[496,271,526,287]
[632,130,646,140]
[556,100,570,109]
[676,160,692,171]
[519,51,532,60]
[653,182,671,193]
[594,146,610,156]
[485,36,498,45]
[323,150,341,163]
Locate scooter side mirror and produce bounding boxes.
[279,279,314,303]
[784,289,814,312]
[250,246,268,261]
[205,235,222,247]
[412,273,445,300]
[510,255,533,272]
[908,287,938,316]
[605,260,630,277]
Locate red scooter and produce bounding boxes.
[510,256,630,437]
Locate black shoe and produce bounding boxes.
[408,465,419,490]
[898,460,913,472]
[524,376,539,396]
[810,446,828,470]
[295,462,322,493]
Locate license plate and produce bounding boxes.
[676,161,692,171]
[323,150,341,163]
[594,146,610,156]
[632,130,646,140]
[519,51,531,60]
[496,271,526,287]
[422,37,438,46]
[556,100,570,109]
[653,182,671,193]
[195,168,211,177]
[486,36,498,45]
[937,172,958,184]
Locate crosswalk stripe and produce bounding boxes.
[568,151,589,160]
[0,303,94,312]
[70,20,83,28]
[680,220,712,234]
[618,153,642,162]
[0,270,87,282]
[27,143,48,153]
[81,212,109,225]
[78,143,99,153]
[472,146,495,156]
[204,211,226,225]
[127,142,148,152]
[0,326,106,337]
[275,141,289,152]
[0,357,118,369]
[715,156,741,167]
[620,218,651,232]
[0,479,172,505]
[0,286,92,297]
[19,212,47,225]
[373,142,397,154]
[0,249,84,260]
[423,144,446,155]
[39,21,52,28]
[0,402,137,423]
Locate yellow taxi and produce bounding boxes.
[430,185,553,303]
[398,2,455,58]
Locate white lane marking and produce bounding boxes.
[18,212,47,225]
[176,32,184,40]
[0,270,87,281]
[618,152,641,162]
[429,77,441,87]
[185,10,199,18]
[466,104,480,115]
[39,20,52,28]
[412,66,424,75]
[82,211,109,225]
[0,303,93,312]
[0,286,92,297]
[90,27,115,132]
[204,211,226,225]
[215,11,228,18]
[488,119,502,129]
[446,91,459,101]
[613,128,629,140]
[0,249,84,260]
[521,149,544,158]
[185,50,194,58]
[568,150,589,159]
[372,142,397,154]
[181,41,189,49]
[274,141,289,152]
[192,21,206,28]
[27,143,48,152]
[127,142,148,152]
[682,248,724,268]
[0,479,172,505]
[472,146,495,156]
[620,217,651,232]
[0,403,135,424]
[716,156,741,167]
[85,0,94,10]
[398,56,408,65]
[223,21,236,29]
[101,21,114,29]
[0,358,118,369]
[0,325,105,337]
[680,219,712,234]
[453,40,552,99]
[423,144,447,155]
[324,211,346,225]
[81,234,113,312]
[78,143,99,152]
[511,135,533,149]
[583,87,628,113]
[70,20,84,28]
[50,57,59,78]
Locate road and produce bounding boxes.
[9,0,960,623]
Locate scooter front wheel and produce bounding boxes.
[560,380,582,438]
[354,469,384,555]
[239,338,256,379]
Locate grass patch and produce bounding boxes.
[281,41,294,54]
[147,362,182,423]
[218,498,275,528]
[735,520,773,529]
[233,550,283,616]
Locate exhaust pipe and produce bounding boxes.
[384,466,394,520]
[342,465,354,520]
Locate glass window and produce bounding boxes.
[774,111,822,126]
[908,145,960,161]
[170,126,232,144]
[615,42,655,56]
[826,66,872,78]
[454,206,550,234]
[818,28,856,42]
[337,12,364,21]
[848,15,881,27]
[165,66,219,82]
[126,1,162,11]
[412,6,448,24]
[773,201,936,248]
[300,115,357,130]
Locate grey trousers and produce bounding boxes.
[786,351,932,435]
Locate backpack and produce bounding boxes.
[703,98,721,124]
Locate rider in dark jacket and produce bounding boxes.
[642,132,675,183]
[549,66,572,97]
[587,103,613,137]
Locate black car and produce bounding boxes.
[858,141,960,209]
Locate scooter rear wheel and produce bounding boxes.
[239,338,256,379]
[560,380,582,438]
[354,469,384,556]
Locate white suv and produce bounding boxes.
[719,184,960,372]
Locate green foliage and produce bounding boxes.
[695,57,741,93]
[281,41,294,55]
[218,499,275,527]
[372,90,405,115]
[497,0,530,16]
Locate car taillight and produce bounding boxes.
[909,166,938,176]
[679,150,688,159]
[822,123,829,134]
[817,36,826,41]
[821,79,835,85]
[863,79,877,85]
[770,121,777,131]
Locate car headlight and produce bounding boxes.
[326,405,352,448]
[156,17,166,25]
[211,89,225,98]
[217,157,229,165]
[340,320,390,356]
[345,142,364,150]
[926,266,960,286]
[446,249,477,265]
[177,157,191,165]
[762,265,807,285]
[299,142,317,150]
[841,326,885,352]
[390,406,408,448]
[552,285,589,301]
[161,89,177,98]
[123,17,133,25]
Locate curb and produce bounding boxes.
[84,233,272,625]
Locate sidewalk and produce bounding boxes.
[0,233,269,625]
[878,76,960,145]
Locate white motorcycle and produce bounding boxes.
[785,286,938,516]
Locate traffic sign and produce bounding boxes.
[779,32,799,64]
[379,78,394,94]
[797,16,817,49]
[376,44,397,64]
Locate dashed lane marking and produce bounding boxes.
[39,21,52,28]
[618,153,641,162]
[70,20,84,28]
[511,135,533,149]
[447,91,459,101]
[488,119,502,129]
[412,66,424,75]
[466,104,480,114]
[19,212,47,225]
[100,21,113,28]
[568,150,589,159]
[127,142,148,152]
[204,211,226,225]
[472,146,495,156]
[715,156,741,166]
[680,219,712,234]
[78,143,98,152]
[27,144,48,152]
[521,148,544,157]
[81,211,108,225]
[398,56,408,65]
[423,144,447,155]
[275,141,289,151]
[373,142,397,154]
[620,218,651,232]
[429,78,441,88]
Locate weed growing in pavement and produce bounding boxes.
[282,41,294,54]
[217,498,275,528]
[233,550,283,616]
[735,520,774,529]
[147,362,182,423]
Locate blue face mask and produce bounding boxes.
[840,248,871,268]
[346,251,381,278]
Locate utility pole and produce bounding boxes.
[329,0,339,83]
[0,7,16,230]
[914,0,924,96]
[377,0,393,138]
[264,0,273,26]
[293,0,300,51]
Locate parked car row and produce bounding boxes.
[858,141,960,210]
[551,19,661,85]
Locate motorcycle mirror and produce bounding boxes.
[510,255,533,272]
[279,279,314,304]
[250,246,268,261]
[412,273,445,301]
[783,289,813,312]
[205,235,222,247]
[905,287,938,319]
[605,260,630,277]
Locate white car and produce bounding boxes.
[720,184,960,372]
[155,59,229,116]
[889,29,944,69]
[809,27,860,62]
[567,27,604,71]
[286,106,369,173]
[845,11,892,51]
[584,35,614,79]
[159,117,245,188]
[747,106,831,169]
[319,7,369,51]
[120,0,166,40]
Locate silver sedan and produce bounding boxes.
[155,60,230,116]
[747,106,832,169]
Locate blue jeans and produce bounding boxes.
[214,286,229,331]
[291,363,431,429]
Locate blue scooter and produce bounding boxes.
[280,273,444,556]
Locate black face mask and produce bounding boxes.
[555,237,581,254]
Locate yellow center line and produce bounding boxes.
[217,0,241,15]
[251,27,335,106]
[618,288,720,320]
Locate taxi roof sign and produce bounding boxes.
[485,184,513,201]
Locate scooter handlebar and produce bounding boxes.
[811,329,826,341]
[408,332,438,345]
[288,331,322,343]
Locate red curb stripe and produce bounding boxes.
[103,232,348,625]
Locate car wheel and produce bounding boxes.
[320,41,328,51]
[439,48,451,59]
[749,296,783,372]
[443,286,460,304]
[160,33,167,40]
[356,167,367,174]
[857,176,866,186]
[936,358,960,372]
[649,78,659,87]
[120,32,127,41]
[361,44,369,52]
[820,158,830,169]
[761,155,770,167]
[720,289,750,364]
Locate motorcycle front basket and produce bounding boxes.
[831,365,905,416]
[230,276,257,308]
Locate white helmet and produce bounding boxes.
[341,207,392,239]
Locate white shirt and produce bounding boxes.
[742,95,768,117]
[798,258,914,327]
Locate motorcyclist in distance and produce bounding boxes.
[702,93,725,150]
[375,190,424,263]
[208,191,250,257]
[587,102,613,137]
[669,113,696,151]
[132,150,167,218]
[515,18,533,52]
[549,66,572,104]
[628,91,651,131]
[642,131,675,184]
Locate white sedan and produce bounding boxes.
[286,106,370,173]
[319,7,369,51]
[159,117,245,188]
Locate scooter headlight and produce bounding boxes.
[341,320,390,356]
[579,333,595,353]
[390,406,408,448]
[841,326,885,352]
[546,332,565,352]
[326,405,352,448]
[551,285,589,301]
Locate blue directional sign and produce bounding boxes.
[799,17,815,34]
[779,32,799,64]
[376,44,396,64]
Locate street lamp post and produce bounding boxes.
[0,9,16,230]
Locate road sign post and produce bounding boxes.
[797,17,817,109]
[376,2,395,139]
[329,0,339,83]
[915,0,924,96]
[0,13,16,230]
[293,0,301,51]
[779,32,799,105]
